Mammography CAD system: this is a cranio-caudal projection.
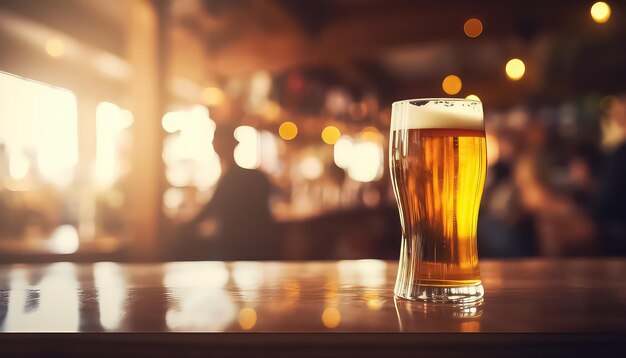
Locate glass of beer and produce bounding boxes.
[389,98,486,303]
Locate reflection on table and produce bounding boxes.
[1,259,626,332]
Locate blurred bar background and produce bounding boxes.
[0,0,625,263]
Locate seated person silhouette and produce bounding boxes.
[186,124,278,260]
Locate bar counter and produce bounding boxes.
[1,259,626,355]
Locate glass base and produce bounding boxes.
[394,282,484,304]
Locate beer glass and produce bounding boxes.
[389,98,486,303]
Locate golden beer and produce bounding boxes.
[390,99,485,303]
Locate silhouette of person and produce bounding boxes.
[186,124,278,260]
[594,95,626,255]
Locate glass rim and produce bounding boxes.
[392,98,481,106]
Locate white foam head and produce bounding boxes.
[391,98,484,131]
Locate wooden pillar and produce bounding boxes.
[126,0,168,261]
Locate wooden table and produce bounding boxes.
[1,259,625,355]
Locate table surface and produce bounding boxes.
[1,258,625,332]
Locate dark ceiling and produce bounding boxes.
[1,0,624,108]
[186,0,626,107]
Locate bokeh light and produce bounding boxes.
[258,131,279,174]
[505,58,525,80]
[360,127,383,142]
[45,38,65,57]
[201,87,225,106]
[0,72,79,189]
[238,307,257,330]
[261,101,281,121]
[249,71,272,111]
[48,225,79,254]
[8,151,30,180]
[486,133,500,167]
[333,136,353,169]
[466,94,480,101]
[321,307,341,329]
[163,187,185,210]
[278,121,298,140]
[591,2,611,24]
[321,125,341,145]
[161,107,221,189]
[95,102,134,189]
[161,111,183,133]
[463,18,483,38]
[347,141,384,182]
[299,155,324,180]
[442,75,462,95]
[233,126,261,170]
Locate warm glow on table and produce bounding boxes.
[1,259,626,332]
